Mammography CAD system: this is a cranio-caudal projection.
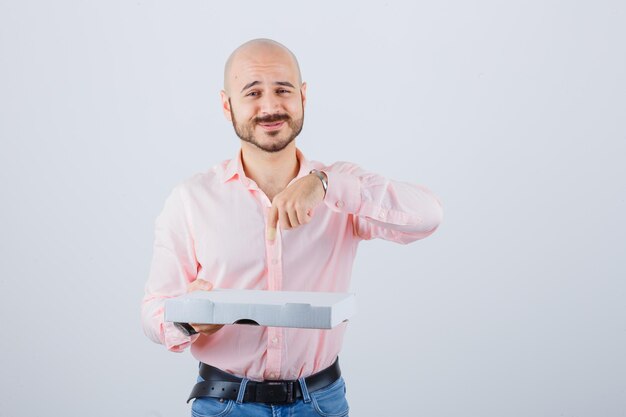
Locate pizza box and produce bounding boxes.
[164,289,356,329]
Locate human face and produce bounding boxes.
[229,97,303,153]
[221,51,306,153]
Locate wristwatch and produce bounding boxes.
[309,169,328,197]
[173,322,198,337]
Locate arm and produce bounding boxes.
[322,162,443,243]
[141,185,200,352]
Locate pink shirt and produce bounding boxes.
[141,148,443,381]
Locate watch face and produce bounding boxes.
[174,322,197,336]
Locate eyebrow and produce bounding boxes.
[241,81,296,93]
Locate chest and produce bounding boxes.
[188,187,353,276]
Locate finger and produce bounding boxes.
[190,323,224,336]
[286,204,301,229]
[202,325,223,336]
[266,205,279,241]
[188,279,213,292]
[279,207,293,230]
[195,279,213,291]
[190,323,221,331]
[295,203,311,225]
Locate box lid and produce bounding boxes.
[164,289,356,329]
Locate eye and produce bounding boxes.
[246,91,260,97]
[277,88,290,94]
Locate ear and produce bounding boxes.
[220,90,232,121]
[300,82,307,109]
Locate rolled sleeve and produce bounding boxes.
[323,169,362,214]
[320,162,443,243]
[141,185,199,352]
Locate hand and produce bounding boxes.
[187,279,224,336]
[267,173,326,241]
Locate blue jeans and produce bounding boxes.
[190,375,350,417]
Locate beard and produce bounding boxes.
[229,99,304,153]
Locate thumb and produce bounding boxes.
[200,280,214,291]
[189,279,213,292]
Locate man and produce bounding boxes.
[142,38,443,416]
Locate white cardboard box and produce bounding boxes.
[164,289,356,329]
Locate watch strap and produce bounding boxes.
[309,169,328,197]
[173,322,198,337]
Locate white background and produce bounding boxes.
[1,1,625,416]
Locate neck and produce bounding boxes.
[240,141,299,201]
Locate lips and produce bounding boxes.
[258,121,285,131]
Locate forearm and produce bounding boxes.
[322,162,443,242]
[142,184,201,351]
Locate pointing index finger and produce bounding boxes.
[266,204,279,241]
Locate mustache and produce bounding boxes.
[254,113,290,124]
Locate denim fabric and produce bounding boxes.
[191,376,349,417]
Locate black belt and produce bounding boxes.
[188,358,341,404]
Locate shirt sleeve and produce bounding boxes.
[321,162,443,243]
[141,185,200,352]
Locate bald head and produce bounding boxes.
[223,38,302,95]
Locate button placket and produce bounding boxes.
[265,208,283,379]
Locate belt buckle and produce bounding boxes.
[256,381,295,404]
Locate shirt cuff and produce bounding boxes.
[323,170,362,214]
[163,321,198,352]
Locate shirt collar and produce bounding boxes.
[220,150,245,184]
[220,147,312,185]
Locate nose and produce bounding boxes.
[258,92,281,115]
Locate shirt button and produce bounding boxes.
[270,373,276,379]
[379,210,386,218]
[272,337,278,344]
[335,200,344,208]
[271,259,279,265]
